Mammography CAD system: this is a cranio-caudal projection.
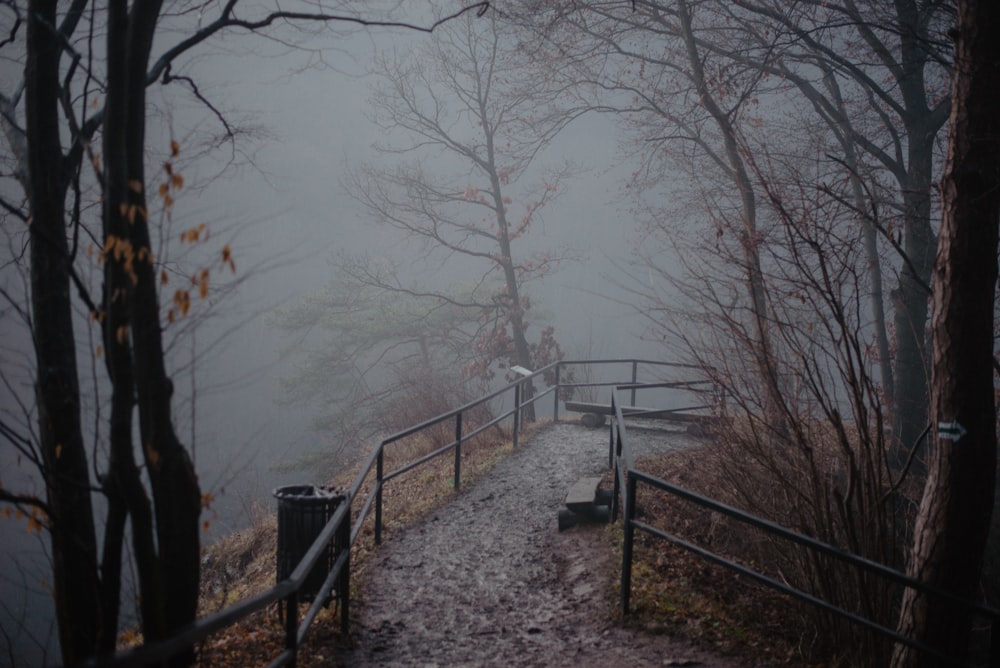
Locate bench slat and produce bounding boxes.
[565,476,602,509]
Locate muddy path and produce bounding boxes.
[333,421,749,667]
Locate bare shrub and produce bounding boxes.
[639,153,924,665]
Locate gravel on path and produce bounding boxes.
[332,421,750,667]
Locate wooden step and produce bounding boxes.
[565,476,603,512]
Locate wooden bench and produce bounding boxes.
[558,476,611,531]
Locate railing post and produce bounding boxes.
[610,421,620,522]
[630,360,638,406]
[375,447,384,546]
[553,364,561,422]
[620,472,637,616]
[338,499,351,633]
[513,383,521,449]
[285,589,299,667]
[608,394,617,469]
[454,411,463,490]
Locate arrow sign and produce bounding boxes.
[937,420,968,442]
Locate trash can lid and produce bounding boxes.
[272,484,343,500]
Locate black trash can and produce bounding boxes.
[273,484,345,609]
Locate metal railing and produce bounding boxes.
[81,360,1000,666]
[79,358,688,667]
[608,386,1000,667]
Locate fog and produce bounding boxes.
[0,8,668,663]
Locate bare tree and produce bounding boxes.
[512,0,950,462]
[2,1,487,663]
[346,8,583,419]
[506,0,953,660]
[718,0,953,469]
[269,268,491,463]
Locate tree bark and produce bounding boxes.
[100,0,164,654]
[25,1,102,662]
[485,152,537,421]
[892,1,1000,663]
[104,2,201,661]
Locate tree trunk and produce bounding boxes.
[888,143,935,470]
[100,0,163,653]
[887,0,945,472]
[892,1,1000,663]
[104,2,201,662]
[482,94,536,421]
[25,1,102,663]
[820,66,895,412]
[676,0,785,432]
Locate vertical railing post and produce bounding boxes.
[608,394,617,469]
[513,383,521,449]
[337,498,351,633]
[454,412,463,490]
[553,364,561,422]
[610,421,620,522]
[375,447,384,546]
[285,589,299,667]
[630,360,638,406]
[620,472,637,616]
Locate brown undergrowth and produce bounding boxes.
[191,420,845,667]
[613,437,849,667]
[193,419,544,666]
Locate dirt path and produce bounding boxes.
[333,421,749,667]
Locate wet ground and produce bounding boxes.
[333,421,749,667]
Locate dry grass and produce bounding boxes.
[193,418,544,666]
[191,416,875,667]
[613,427,904,667]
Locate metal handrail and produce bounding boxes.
[77,358,684,667]
[610,386,1000,667]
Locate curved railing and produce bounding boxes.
[78,359,688,667]
[608,385,1000,667]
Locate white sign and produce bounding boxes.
[937,420,967,442]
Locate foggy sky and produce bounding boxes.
[0,6,667,662]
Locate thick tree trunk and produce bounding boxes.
[100,1,162,653]
[25,1,102,663]
[104,2,201,662]
[892,1,1000,663]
